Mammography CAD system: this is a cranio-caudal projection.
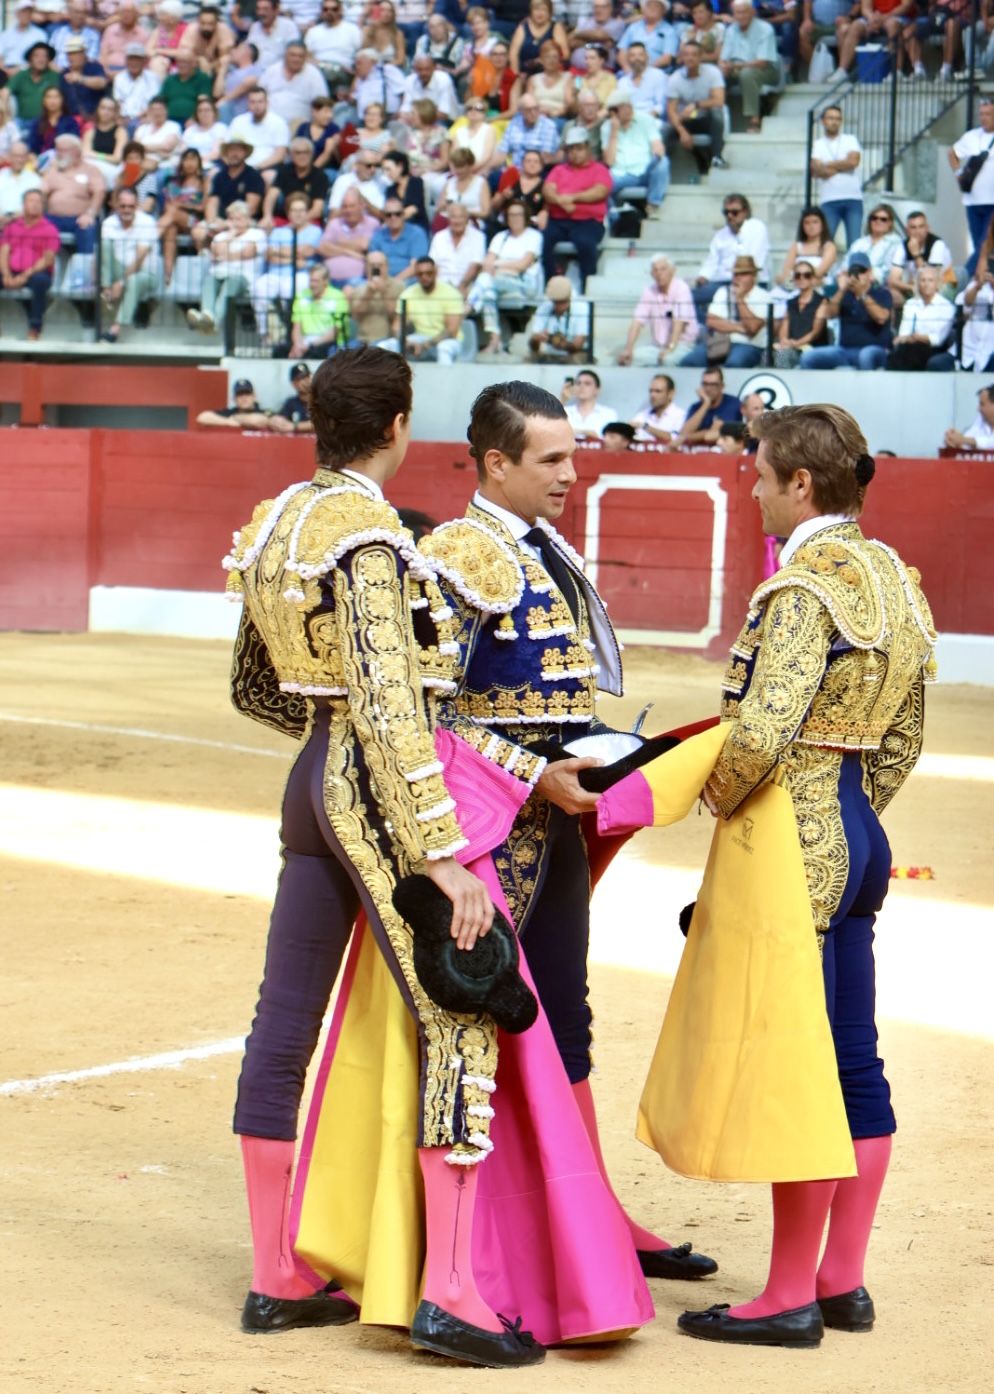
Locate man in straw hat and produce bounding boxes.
[680,251,771,367]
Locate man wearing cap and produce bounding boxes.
[601,90,668,216]
[613,41,667,120]
[541,128,612,290]
[0,188,60,341]
[0,3,47,75]
[271,362,315,433]
[527,274,591,363]
[194,136,266,247]
[800,254,893,370]
[59,36,108,121]
[617,254,698,366]
[41,133,105,253]
[488,96,561,174]
[8,41,60,124]
[229,86,291,175]
[179,3,236,76]
[112,44,162,124]
[665,39,726,175]
[681,252,771,367]
[159,46,213,124]
[949,97,994,275]
[101,0,145,75]
[618,0,679,70]
[197,377,273,429]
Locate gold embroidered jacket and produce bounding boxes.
[704,522,936,932]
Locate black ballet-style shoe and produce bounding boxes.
[637,1241,719,1280]
[240,1284,358,1334]
[818,1286,875,1331]
[410,1300,546,1368]
[677,1301,824,1348]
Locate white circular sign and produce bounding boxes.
[739,372,794,412]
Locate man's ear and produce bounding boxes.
[482,446,508,484]
[793,466,814,501]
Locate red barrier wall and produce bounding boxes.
[1,428,989,653]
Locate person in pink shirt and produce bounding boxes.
[540,125,611,289]
[100,0,145,73]
[317,185,378,285]
[0,188,61,339]
[616,253,700,366]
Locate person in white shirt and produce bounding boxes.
[631,372,686,444]
[614,41,668,118]
[99,186,160,343]
[328,147,385,213]
[229,86,291,175]
[112,46,163,124]
[944,385,994,451]
[305,0,362,90]
[949,96,994,274]
[247,0,301,69]
[281,0,322,31]
[1,1,46,72]
[887,209,953,309]
[468,199,544,355]
[956,261,994,371]
[693,191,770,322]
[134,98,182,174]
[399,53,457,121]
[886,265,956,372]
[0,142,42,226]
[188,198,266,333]
[809,104,862,251]
[259,40,329,127]
[428,202,485,301]
[683,252,771,368]
[351,47,406,119]
[565,367,618,438]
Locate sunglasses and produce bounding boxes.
[869,214,891,223]
[794,271,813,279]
[385,210,403,217]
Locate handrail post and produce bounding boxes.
[967,0,980,131]
[804,105,814,209]
[886,37,899,190]
[93,220,103,343]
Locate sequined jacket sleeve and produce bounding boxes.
[705,585,835,818]
[331,542,468,864]
[860,673,925,815]
[230,607,309,740]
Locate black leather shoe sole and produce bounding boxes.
[678,1302,823,1348]
[638,1242,719,1279]
[818,1287,875,1332]
[241,1288,358,1334]
[410,1300,546,1368]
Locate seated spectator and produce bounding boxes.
[470,199,544,354]
[349,97,395,160]
[259,39,329,128]
[98,186,161,342]
[415,14,465,73]
[776,204,836,290]
[113,139,159,212]
[834,0,922,82]
[956,254,994,371]
[437,146,491,224]
[477,39,520,116]
[182,96,230,166]
[159,47,213,127]
[739,388,765,447]
[270,362,315,433]
[508,0,570,78]
[59,36,108,124]
[448,97,497,175]
[614,42,667,121]
[540,127,611,290]
[573,43,618,114]
[429,200,485,299]
[602,421,636,451]
[82,95,127,185]
[398,99,450,202]
[0,143,42,228]
[568,2,626,70]
[102,4,146,76]
[41,132,105,252]
[526,40,575,122]
[682,253,771,367]
[181,2,236,79]
[570,90,607,161]
[158,147,208,283]
[51,4,101,70]
[248,0,302,71]
[367,193,427,279]
[1,3,46,76]
[618,0,679,72]
[756,0,799,69]
[218,40,262,123]
[528,273,591,362]
[228,87,291,178]
[328,147,386,215]
[719,0,780,134]
[187,198,266,333]
[296,94,341,168]
[693,192,770,320]
[401,54,458,122]
[490,147,548,229]
[716,419,750,454]
[381,253,464,362]
[798,0,848,71]
[565,367,618,439]
[601,91,668,216]
[262,135,330,225]
[676,366,742,447]
[885,266,956,372]
[0,188,60,341]
[351,48,406,121]
[631,372,687,444]
[799,254,892,369]
[9,42,62,126]
[381,149,428,229]
[0,93,20,166]
[617,253,698,365]
[460,5,500,78]
[146,1,189,81]
[665,40,726,176]
[847,202,902,284]
[197,376,272,429]
[774,259,828,366]
[346,248,403,341]
[196,136,266,247]
[134,97,182,176]
[255,189,323,325]
[686,0,726,62]
[112,45,162,127]
[488,96,561,175]
[887,209,954,308]
[362,1,406,67]
[944,384,994,451]
[27,86,80,162]
[305,0,362,94]
[917,0,966,80]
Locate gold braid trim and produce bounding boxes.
[419,519,524,614]
[860,674,926,814]
[776,747,848,935]
[229,607,310,740]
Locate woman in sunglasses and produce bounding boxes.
[778,205,837,290]
[774,259,829,367]
[448,95,497,173]
[845,203,902,285]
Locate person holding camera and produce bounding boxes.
[949,96,994,274]
[345,248,403,342]
[527,274,591,363]
[800,254,892,370]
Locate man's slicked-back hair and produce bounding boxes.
[467,380,567,479]
[309,346,412,470]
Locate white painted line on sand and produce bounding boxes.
[0,711,288,760]
[0,1037,244,1097]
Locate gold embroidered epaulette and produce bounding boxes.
[418,518,524,615]
[751,534,886,650]
[223,482,311,597]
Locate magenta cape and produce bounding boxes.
[289,729,654,1344]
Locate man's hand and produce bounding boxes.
[678,127,694,151]
[422,856,495,951]
[535,756,603,814]
[616,347,633,365]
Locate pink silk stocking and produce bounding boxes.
[419,1147,503,1333]
[817,1135,892,1298]
[572,1079,672,1253]
[241,1135,316,1299]
[729,1180,837,1319]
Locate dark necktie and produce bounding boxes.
[522,526,580,625]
